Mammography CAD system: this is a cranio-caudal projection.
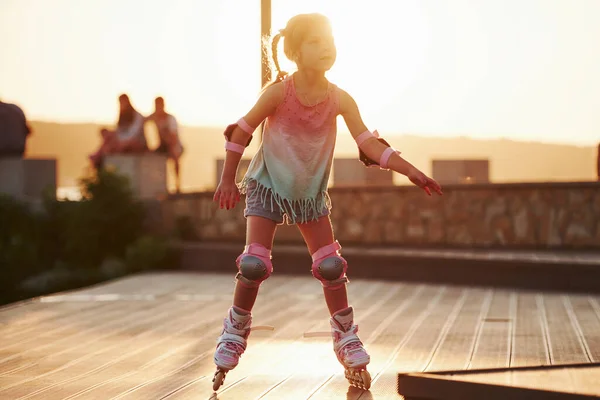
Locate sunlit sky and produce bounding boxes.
[1,0,600,145]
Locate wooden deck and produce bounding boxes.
[1,272,600,399]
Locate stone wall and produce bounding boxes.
[159,182,600,249]
[105,154,167,200]
[0,157,57,201]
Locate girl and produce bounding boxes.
[212,13,442,391]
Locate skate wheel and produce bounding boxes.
[359,370,371,390]
[345,368,371,390]
[212,369,227,391]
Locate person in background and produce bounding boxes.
[89,94,148,168]
[0,99,31,157]
[146,96,184,193]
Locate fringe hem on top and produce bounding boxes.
[239,177,331,225]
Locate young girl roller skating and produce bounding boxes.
[212,13,442,391]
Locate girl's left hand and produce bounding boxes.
[213,180,241,210]
[408,168,443,196]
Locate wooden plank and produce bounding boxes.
[568,367,600,396]
[563,295,600,362]
[0,273,238,372]
[539,294,590,365]
[398,368,600,400]
[510,293,551,367]
[436,365,600,396]
[468,291,512,370]
[65,276,312,399]
[259,283,409,400]
[167,281,388,399]
[0,300,163,377]
[255,284,434,400]
[0,301,130,360]
[66,276,316,399]
[0,274,304,399]
[0,301,113,337]
[214,282,396,400]
[342,286,461,400]
[425,289,492,372]
[59,298,300,400]
[0,300,201,399]
[3,273,600,399]
[392,288,469,372]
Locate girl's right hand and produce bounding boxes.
[213,180,241,210]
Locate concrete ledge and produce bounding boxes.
[105,153,167,199]
[0,157,57,200]
[175,241,600,293]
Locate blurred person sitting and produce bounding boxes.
[146,96,184,192]
[89,94,148,168]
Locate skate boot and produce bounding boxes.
[330,306,371,390]
[212,306,252,391]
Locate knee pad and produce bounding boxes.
[311,241,348,290]
[235,243,273,288]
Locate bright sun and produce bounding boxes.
[197,0,433,130]
[270,0,431,129]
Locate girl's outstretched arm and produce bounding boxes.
[339,89,442,196]
[215,82,285,209]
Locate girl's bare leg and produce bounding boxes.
[168,149,181,193]
[233,216,277,311]
[297,215,349,315]
[174,159,181,193]
[299,216,371,390]
[213,215,277,388]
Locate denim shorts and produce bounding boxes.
[243,181,330,225]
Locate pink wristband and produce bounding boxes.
[237,118,255,135]
[355,129,380,148]
[379,147,396,169]
[225,142,245,154]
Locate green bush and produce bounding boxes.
[173,215,199,241]
[0,168,170,305]
[52,169,145,269]
[125,235,169,272]
[0,195,46,301]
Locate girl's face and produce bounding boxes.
[296,25,336,72]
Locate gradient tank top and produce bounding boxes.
[239,74,341,224]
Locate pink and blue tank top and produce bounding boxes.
[239,75,341,224]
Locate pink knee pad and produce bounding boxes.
[235,243,273,288]
[311,241,349,290]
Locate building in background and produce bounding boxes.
[333,158,394,186]
[431,159,490,184]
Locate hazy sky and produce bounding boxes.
[1,0,600,145]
